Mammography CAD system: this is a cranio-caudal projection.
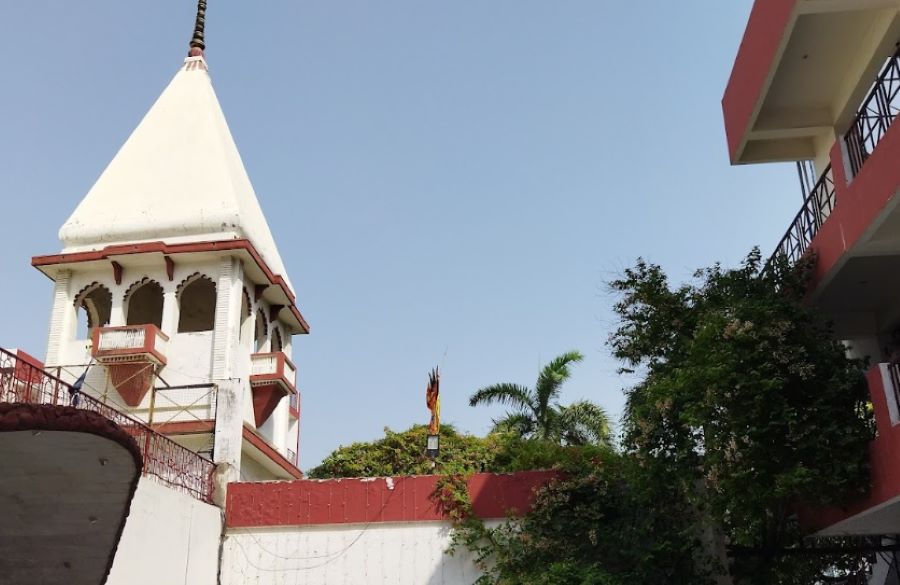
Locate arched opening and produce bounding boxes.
[240,288,252,341]
[125,279,164,329]
[255,308,268,352]
[74,283,112,339]
[271,326,284,353]
[177,274,216,333]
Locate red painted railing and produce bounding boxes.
[0,348,215,503]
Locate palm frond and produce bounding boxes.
[557,400,613,447]
[535,351,584,414]
[468,383,535,410]
[490,412,536,438]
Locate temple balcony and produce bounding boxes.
[723,0,900,165]
[91,324,168,366]
[91,324,169,408]
[249,352,297,428]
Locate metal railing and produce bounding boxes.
[889,362,900,419]
[766,165,835,270]
[0,348,215,503]
[845,48,900,178]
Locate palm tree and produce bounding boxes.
[468,351,612,446]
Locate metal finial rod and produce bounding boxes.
[189,0,207,57]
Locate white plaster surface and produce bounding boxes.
[58,56,292,293]
[221,521,495,585]
[107,478,222,585]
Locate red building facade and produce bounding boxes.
[724,0,900,535]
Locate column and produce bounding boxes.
[45,269,72,366]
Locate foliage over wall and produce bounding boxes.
[311,253,876,584]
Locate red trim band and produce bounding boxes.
[225,470,558,527]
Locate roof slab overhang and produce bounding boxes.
[723,0,900,164]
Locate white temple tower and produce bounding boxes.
[31,19,308,484]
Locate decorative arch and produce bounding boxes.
[255,307,268,352]
[239,287,252,341]
[241,287,252,320]
[73,282,112,332]
[124,278,164,329]
[176,273,216,333]
[271,325,284,353]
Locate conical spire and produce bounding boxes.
[189,0,207,57]
[58,53,295,294]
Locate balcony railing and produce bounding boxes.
[0,348,214,503]
[92,324,168,365]
[845,47,900,178]
[766,165,835,270]
[250,352,297,392]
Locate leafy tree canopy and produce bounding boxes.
[610,252,873,560]
[453,253,876,585]
[308,423,610,480]
[307,424,503,479]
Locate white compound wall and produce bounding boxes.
[220,521,497,585]
[107,478,223,585]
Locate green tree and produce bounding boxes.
[452,253,875,585]
[609,251,874,583]
[469,351,612,446]
[307,424,506,479]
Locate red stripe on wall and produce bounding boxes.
[226,470,558,527]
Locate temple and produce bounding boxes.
[0,3,549,583]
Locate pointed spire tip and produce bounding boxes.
[189,0,207,57]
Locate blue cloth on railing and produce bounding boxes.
[69,369,88,407]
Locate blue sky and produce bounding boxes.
[0,1,798,469]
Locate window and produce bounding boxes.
[74,283,112,339]
[177,274,216,333]
[125,279,164,329]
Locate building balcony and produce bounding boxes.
[805,363,900,535]
[91,324,168,366]
[723,0,899,164]
[91,324,169,407]
[763,48,900,338]
[249,352,297,427]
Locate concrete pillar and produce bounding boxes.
[45,269,72,366]
[160,289,178,338]
[212,378,243,507]
[211,257,243,380]
[109,286,126,327]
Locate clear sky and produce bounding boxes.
[0,1,798,469]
